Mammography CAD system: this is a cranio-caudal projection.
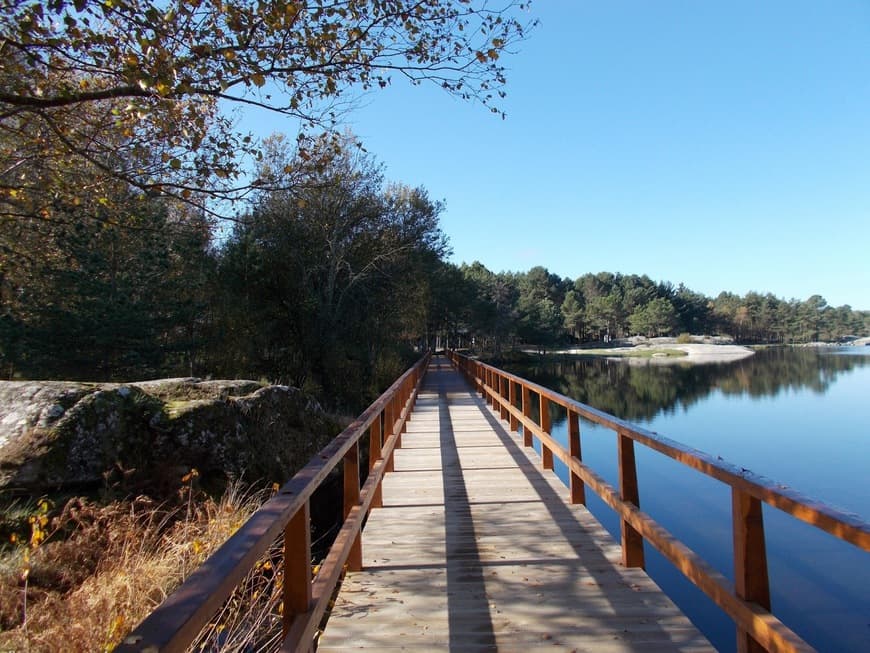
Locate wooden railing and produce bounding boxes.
[447,350,870,653]
[116,352,431,653]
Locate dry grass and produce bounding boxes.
[0,482,276,652]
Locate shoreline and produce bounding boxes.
[528,342,756,365]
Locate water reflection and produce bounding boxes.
[500,347,870,652]
[508,347,870,422]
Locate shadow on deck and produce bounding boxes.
[318,357,713,652]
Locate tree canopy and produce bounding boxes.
[1,0,534,220]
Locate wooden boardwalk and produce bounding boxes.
[318,357,714,652]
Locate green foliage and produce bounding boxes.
[208,132,447,410]
[628,297,678,337]
[0,188,212,380]
[436,263,869,351]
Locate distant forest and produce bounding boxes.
[3,134,868,411]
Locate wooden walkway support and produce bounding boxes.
[318,358,713,651]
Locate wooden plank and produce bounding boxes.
[319,359,714,653]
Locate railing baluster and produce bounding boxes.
[369,413,383,509]
[401,376,410,434]
[568,410,586,505]
[393,392,402,448]
[499,374,509,421]
[508,379,518,432]
[521,384,533,447]
[618,429,645,568]
[344,441,362,572]
[733,488,771,653]
[283,501,312,638]
[384,398,395,473]
[491,370,497,408]
[540,394,553,470]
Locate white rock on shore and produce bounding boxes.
[544,340,755,364]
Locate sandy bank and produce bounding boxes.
[545,342,755,365]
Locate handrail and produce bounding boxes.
[447,350,870,653]
[116,351,432,653]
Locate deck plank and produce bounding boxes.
[318,357,713,652]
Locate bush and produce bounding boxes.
[0,482,270,651]
[676,333,693,344]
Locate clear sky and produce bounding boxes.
[241,1,870,310]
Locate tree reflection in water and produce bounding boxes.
[506,347,870,422]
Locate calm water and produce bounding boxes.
[505,347,870,652]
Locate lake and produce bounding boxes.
[503,347,870,652]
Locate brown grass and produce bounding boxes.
[0,482,274,652]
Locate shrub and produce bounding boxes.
[0,482,269,651]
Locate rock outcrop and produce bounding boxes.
[0,379,339,493]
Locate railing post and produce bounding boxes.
[499,375,509,421]
[733,488,772,653]
[283,501,312,639]
[344,441,362,571]
[521,384,533,447]
[369,413,383,509]
[568,410,586,505]
[482,368,488,403]
[618,429,645,568]
[540,394,553,470]
[485,369,493,406]
[384,401,394,473]
[394,393,403,448]
[405,374,415,430]
[508,378,518,432]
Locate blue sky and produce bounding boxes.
[240,1,870,309]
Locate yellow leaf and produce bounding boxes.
[251,73,266,87]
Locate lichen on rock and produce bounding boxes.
[0,378,339,495]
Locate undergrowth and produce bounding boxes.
[0,479,276,652]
